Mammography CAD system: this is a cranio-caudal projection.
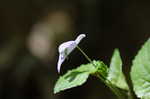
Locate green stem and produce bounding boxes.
[76,46,92,63]
[106,80,125,99]
[97,72,124,99]
[76,46,128,99]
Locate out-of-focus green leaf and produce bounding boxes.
[130,39,150,98]
[107,49,129,90]
[54,60,107,94]
[142,94,150,99]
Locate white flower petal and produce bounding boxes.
[57,54,66,73]
[58,41,76,54]
[57,41,76,73]
[75,34,86,45]
[57,34,86,73]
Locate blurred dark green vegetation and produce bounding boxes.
[0,0,149,99]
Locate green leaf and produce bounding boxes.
[107,49,129,90]
[54,60,107,94]
[130,39,150,98]
[142,94,150,99]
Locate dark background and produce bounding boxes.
[0,0,149,99]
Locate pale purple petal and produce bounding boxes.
[57,41,76,73]
[57,54,66,73]
[58,41,76,54]
[57,34,86,73]
[75,34,86,45]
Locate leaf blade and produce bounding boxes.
[54,60,105,94]
[131,39,150,98]
[107,49,129,90]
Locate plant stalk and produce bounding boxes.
[76,46,131,99]
[76,46,92,63]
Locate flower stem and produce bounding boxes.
[76,46,129,99]
[76,46,92,63]
[96,74,123,99]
